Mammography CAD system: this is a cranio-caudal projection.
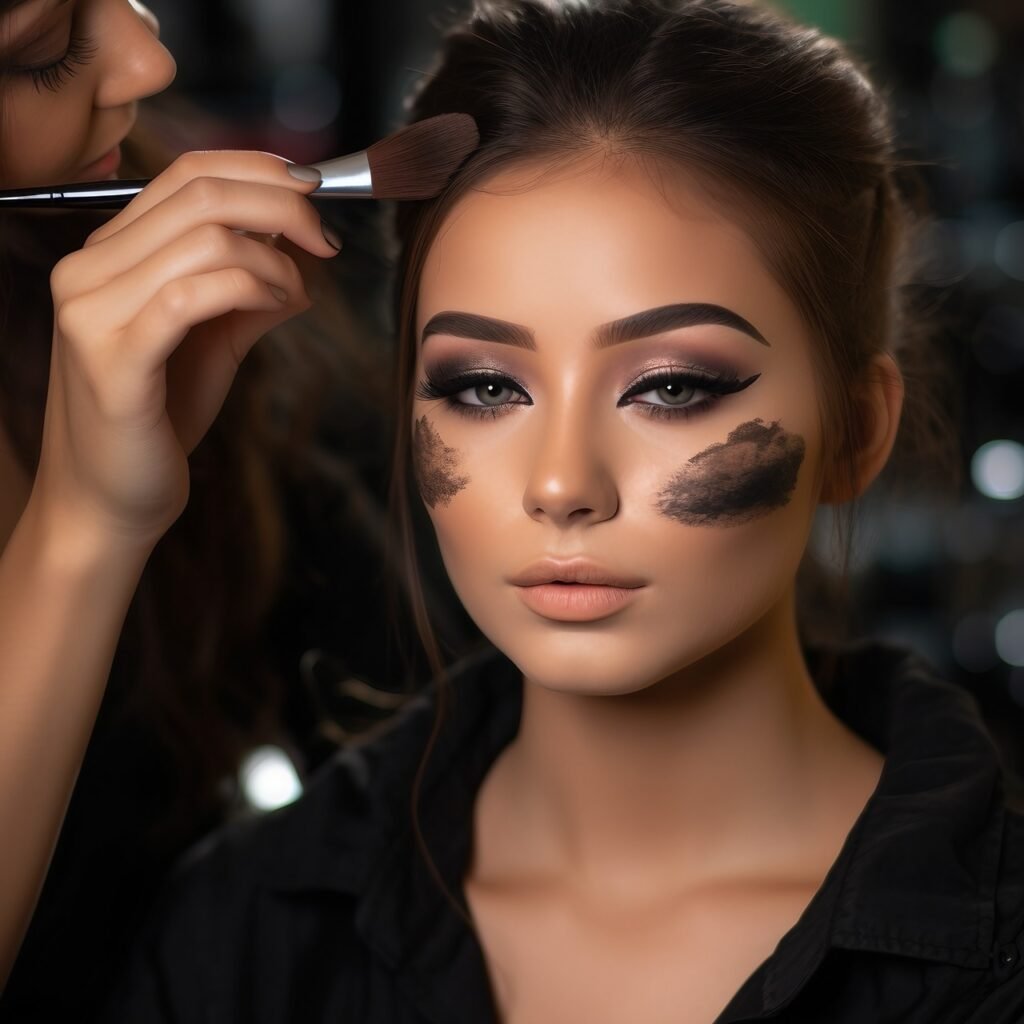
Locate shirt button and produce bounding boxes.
[996,943,1020,973]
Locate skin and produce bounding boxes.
[0,0,175,187]
[413,156,903,1023]
[0,0,341,984]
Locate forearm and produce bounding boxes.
[0,499,152,987]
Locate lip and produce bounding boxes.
[508,558,646,588]
[509,558,646,623]
[76,144,123,181]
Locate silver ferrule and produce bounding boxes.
[310,150,372,197]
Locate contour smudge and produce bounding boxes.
[413,416,470,508]
[655,418,805,527]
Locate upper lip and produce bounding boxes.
[508,558,646,588]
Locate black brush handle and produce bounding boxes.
[0,180,149,209]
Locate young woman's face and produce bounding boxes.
[0,0,175,187]
[413,158,828,695]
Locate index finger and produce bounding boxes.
[88,150,322,247]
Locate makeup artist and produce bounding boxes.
[0,0,378,1016]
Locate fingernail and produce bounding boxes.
[321,220,343,252]
[287,163,322,185]
[271,286,289,303]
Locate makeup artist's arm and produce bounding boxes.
[0,151,341,985]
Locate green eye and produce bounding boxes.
[471,382,516,406]
[653,382,697,406]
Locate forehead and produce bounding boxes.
[417,156,801,346]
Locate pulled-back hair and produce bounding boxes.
[389,0,948,668]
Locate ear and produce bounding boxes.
[820,352,904,505]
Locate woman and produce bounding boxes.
[64,0,1024,1020]
[0,0,367,1013]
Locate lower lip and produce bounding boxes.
[78,145,122,181]
[514,583,642,622]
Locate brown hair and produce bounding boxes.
[388,0,952,670]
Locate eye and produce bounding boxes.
[457,381,522,407]
[629,379,702,408]
[619,367,761,421]
[415,367,532,419]
[16,33,97,93]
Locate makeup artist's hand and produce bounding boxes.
[29,151,341,550]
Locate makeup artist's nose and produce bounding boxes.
[93,0,177,109]
[522,404,618,527]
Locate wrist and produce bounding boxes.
[15,490,158,579]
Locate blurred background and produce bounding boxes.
[143,0,1024,801]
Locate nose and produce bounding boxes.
[93,0,177,110]
[521,401,619,528]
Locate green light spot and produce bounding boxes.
[934,11,997,77]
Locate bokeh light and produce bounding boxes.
[971,440,1024,501]
[239,746,303,811]
[995,610,1024,668]
[934,11,997,77]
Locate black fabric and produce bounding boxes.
[102,641,1024,1023]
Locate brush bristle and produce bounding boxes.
[366,113,479,201]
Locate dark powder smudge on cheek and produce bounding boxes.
[655,418,806,527]
[412,415,470,509]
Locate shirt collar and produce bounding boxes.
[754,642,1005,1016]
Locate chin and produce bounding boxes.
[480,620,714,697]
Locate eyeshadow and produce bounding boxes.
[412,416,470,508]
[655,418,805,527]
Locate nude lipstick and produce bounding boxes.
[509,559,645,622]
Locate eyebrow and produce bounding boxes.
[420,302,770,350]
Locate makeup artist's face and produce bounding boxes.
[413,158,826,695]
[0,0,175,187]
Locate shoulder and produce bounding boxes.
[101,643,517,1022]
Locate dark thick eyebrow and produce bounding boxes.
[421,301,770,351]
[421,311,536,350]
[595,302,769,348]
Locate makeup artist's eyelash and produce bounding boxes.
[618,368,761,421]
[415,369,532,420]
[19,33,97,93]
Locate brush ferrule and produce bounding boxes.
[310,150,373,197]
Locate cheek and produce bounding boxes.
[654,418,806,527]
[1,87,93,185]
[412,415,470,509]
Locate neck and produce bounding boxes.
[479,590,881,891]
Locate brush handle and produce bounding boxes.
[0,150,376,210]
[0,180,150,209]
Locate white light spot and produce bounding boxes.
[995,610,1024,668]
[971,440,1024,500]
[240,746,303,811]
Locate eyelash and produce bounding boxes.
[19,33,97,93]
[415,366,761,422]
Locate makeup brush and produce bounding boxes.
[0,113,479,209]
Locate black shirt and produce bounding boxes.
[103,641,1024,1022]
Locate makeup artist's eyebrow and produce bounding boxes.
[421,311,536,350]
[595,303,770,348]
